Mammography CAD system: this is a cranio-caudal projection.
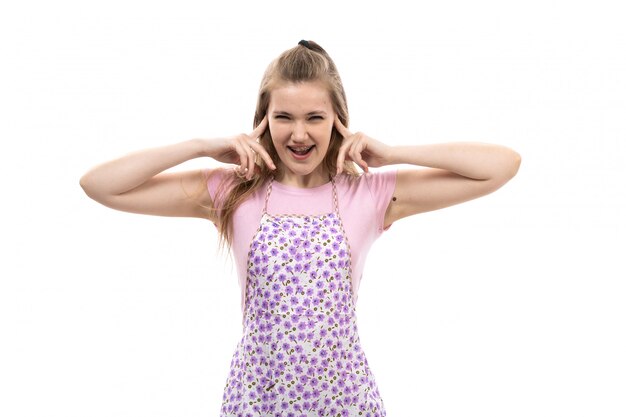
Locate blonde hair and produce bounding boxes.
[212,40,358,249]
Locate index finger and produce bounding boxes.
[250,115,268,138]
[334,114,351,138]
[249,141,276,170]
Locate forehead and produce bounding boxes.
[268,80,332,112]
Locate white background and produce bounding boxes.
[1,1,625,416]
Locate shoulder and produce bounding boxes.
[204,167,238,191]
[202,167,242,209]
[335,170,398,234]
[364,169,397,189]
[203,166,235,184]
[336,169,397,194]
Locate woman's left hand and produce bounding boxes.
[334,115,393,174]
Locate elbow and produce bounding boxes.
[79,173,92,196]
[508,150,522,179]
[488,150,521,186]
[79,174,90,195]
[79,173,101,200]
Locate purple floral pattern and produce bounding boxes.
[220,183,386,417]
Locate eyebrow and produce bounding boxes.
[272,110,328,116]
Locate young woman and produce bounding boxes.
[80,40,521,417]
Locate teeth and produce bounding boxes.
[289,146,313,155]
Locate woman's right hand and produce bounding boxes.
[80,117,276,220]
[208,115,276,180]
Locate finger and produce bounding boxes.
[350,144,369,173]
[249,141,276,170]
[246,146,256,180]
[233,142,248,175]
[333,114,351,138]
[250,115,268,139]
[336,140,351,175]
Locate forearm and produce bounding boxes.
[80,138,208,196]
[388,142,521,180]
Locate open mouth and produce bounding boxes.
[287,145,315,157]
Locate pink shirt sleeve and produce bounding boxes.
[364,169,397,233]
[203,167,237,210]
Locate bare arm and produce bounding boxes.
[79,139,216,220]
[79,116,274,220]
[333,116,521,226]
[384,142,521,226]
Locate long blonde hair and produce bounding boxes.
[211,40,358,249]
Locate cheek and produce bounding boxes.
[268,124,288,143]
[315,124,333,146]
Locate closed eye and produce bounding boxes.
[273,114,324,120]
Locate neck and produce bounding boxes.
[274,168,331,188]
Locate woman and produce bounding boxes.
[80,40,521,416]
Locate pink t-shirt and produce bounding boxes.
[205,168,397,318]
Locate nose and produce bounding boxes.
[291,120,307,141]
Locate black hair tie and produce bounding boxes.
[298,39,311,48]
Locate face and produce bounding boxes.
[267,80,335,186]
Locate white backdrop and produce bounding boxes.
[1,1,625,416]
